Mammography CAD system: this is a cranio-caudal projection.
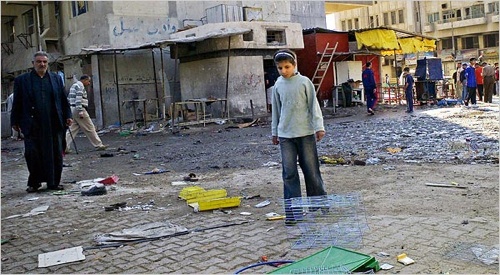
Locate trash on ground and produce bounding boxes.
[100,153,114,158]
[104,202,127,211]
[377,252,390,257]
[262,161,279,167]
[3,205,50,220]
[144,168,169,175]
[353,159,366,166]
[52,191,70,195]
[425,182,467,189]
[380,263,394,270]
[386,147,402,154]
[265,212,285,221]
[94,221,189,245]
[240,212,252,216]
[27,197,39,201]
[179,186,241,212]
[81,183,107,196]
[397,253,415,265]
[444,242,499,265]
[243,194,261,200]
[319,155,347,165]
[254,200,270,208]
[183,173,199,182]
[98,175,119,185]
[365,157,380,165]
[469,217,489,223]
[171,181,188,186]
[38,246,85,267]
[234,118,259,128]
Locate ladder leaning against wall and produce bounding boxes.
[311,42,339,95]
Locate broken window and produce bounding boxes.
[266,29,285,46]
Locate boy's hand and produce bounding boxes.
[315,130,325,142]
[272,136,279,145]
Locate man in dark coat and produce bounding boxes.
[11,51,73,193]
[362,61,377,115]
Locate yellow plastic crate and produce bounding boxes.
[185,189,228,204]
[178,186,205,200]
[190,197,241,211]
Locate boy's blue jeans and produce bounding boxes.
[279,134,327,201]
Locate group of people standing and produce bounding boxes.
[453,58,498,105]
[10,51,107,193]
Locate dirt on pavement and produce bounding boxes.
[1,102,498,274]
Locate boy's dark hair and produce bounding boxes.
[403,67,410,72]
[80,74,90,81]
[273,49,296,65]
[470,57,476,62]
[365,61,372,68]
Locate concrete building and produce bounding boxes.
[1,1,328,132]
[332,1,499,78]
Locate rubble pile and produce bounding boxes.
[320,107,499,165]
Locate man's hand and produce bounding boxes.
[66,118,73,127]
[79,111,84,118]
[315,130,325,142]
[272,136,279,145]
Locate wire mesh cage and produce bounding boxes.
[283,193,369,250]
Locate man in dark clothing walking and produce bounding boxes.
[362,61,377,115]
[11,51,73,193]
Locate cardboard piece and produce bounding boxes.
[38,246,85,267]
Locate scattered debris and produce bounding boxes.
[81,183,107,196]
[171,181,188,186]
[254,200,270,208]
[104,202,127,211]
[100,153,114,158]
[134,168,169,176]
[319,156,347,165]
[243,194,261,200]
[397,253,415,265]
[425,182,467,189]
[265,212,285,220]
[183,173,199,182]
[234,118,259,129]
[386,147,402,154]
[240,212,252,216]
[380,263,394,270]
[98,175,119,185]
[38,246,86,267]
[179,186,241,212]
[3,205,50,220]
[262,161,280,167]
[353,160,366,166]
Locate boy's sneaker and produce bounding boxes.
[65,148,72,154]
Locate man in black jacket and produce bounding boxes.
[11,51,73,193]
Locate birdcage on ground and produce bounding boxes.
[283,193,369,250]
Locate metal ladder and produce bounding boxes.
[311,42,338,95]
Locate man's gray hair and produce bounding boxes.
[33,51,49,60]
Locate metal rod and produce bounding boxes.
[68,129,79,154]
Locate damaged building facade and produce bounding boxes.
[1,1,328,132]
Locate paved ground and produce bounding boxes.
[1,99,499,274]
